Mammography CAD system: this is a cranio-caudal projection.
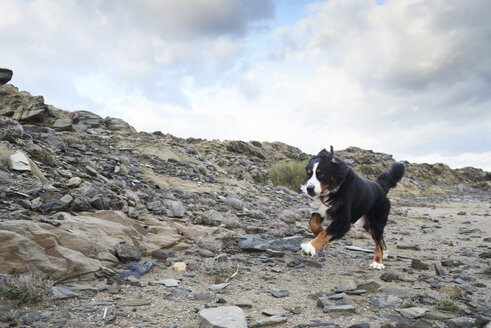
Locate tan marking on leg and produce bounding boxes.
[309,213,324,237]
[369,228,383,265]
[310,231,332,253]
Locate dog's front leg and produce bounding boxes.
[301,230,332,257]
[308,212,324,237]
[302,212,350,257]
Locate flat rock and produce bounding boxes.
[117,299,151,306]
[261,309,288,317]
[150,279,180,287]
[336,280,357,292]
[423,311,458,320]
[398,307,428,319]
[51,286,80,300]
[397,243,421,251]
[238,234,303,252]
[380,271,401,282]
[8,150,31,171]
[323,304,357,313]
[250,316,287,327]
[209,283,230,292]
[411,258,429,270]
[380,287,411,298]
[198,306,247,328]
[356,280,381,291]
[114,241,141,262]
[373,295,403,308]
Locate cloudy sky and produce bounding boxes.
[1,0,490,171]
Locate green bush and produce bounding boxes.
[269,160,308,192]
[0,273,53,304]
[437,300,460,312]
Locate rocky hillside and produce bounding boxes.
[0,84,490,328]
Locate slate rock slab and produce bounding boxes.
[239,234,303,252]
[198,306,247,328]
[113,259,154,281]
[373,295,403,308]
[398,307,428,319]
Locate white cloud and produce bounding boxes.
[1,0,490,171]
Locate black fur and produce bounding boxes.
[305,147,405,243]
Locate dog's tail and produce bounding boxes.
[376,162,405,194]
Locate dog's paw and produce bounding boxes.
[383,250,390,260]
[369,261,385,270]
[301,242,317,257]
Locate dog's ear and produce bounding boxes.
[330,145,337,163]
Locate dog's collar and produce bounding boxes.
[319,186,339,205]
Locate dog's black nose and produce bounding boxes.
[306,186,315,196]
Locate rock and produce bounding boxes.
[51,286,80,300]
[238,234,302,252]
[199,249,215,258]
[327,292,347,300]
[198,306,247,328]
[398,308,428,319]
[209,283,230,292]
[268,289,290,298]
[117,299,151,306]
[195,293,215,301]
[173,262,187,272]
[150,279,180,287]
[434,263,446,276]
[380,271,401,282]
[114,242,141,262]
[380,287,411,298]
[112,259,154,280]
[52,118,73,131]
[411,259,429,270]
[444,320,475,328]
[261,309,287,317]
[373,295,403,308]
[423,311,457,320]
[107,281,121,294]
[172,201,185,218]
[234,299,253,308]
[172,288,191,297]
[103,117,136,133]
[348,324,370,328]
[8,150,31,171]
[397,243,421,251]
[441,260,462,267]
[336,280,357,292]
[65,177,82,188]
[0,68,13,85]
[439,285,463,298]
[323,304,356,313]
[250,316,287,327]
[356,280,381,291]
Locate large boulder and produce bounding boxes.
[0,68,13,85]
[0,211,182,280]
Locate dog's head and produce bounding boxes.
[301,146,348,200]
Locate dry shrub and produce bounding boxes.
[0,273,53,304]
[269,160,307,192]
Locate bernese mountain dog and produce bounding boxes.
[300,146,405,269]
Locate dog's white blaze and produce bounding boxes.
[302,162,323,196]
[301,241,316,257]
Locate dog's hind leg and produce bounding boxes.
[368,228,385,270]
[308,213,324,237]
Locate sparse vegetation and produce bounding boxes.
[269,160,308,191]
[0,273,53,304]
[201,259,240,284]
[437,300,460,312]
[402,301,417,308]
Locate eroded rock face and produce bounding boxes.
[0,211,181,280]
